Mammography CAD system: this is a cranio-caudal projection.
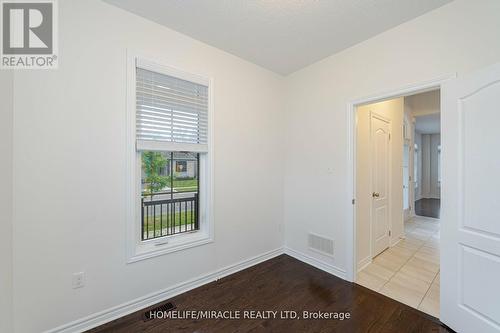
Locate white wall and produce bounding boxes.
[0,71,14,333]
[408,89,440,201]
[405,90,440,116]
[414,132,423,200]
[403,100,415,220]
[9,0,500,331]
[356,98,404,269]
[284,0,500,275]
[420,134,441,199]
[421,134,431,198]
[430,134,441,198]
[12,1,284,332]
[408,89,441,202]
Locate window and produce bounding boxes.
[127,55,213,262]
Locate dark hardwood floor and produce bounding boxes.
[415,198,441,219]
[88,255,451,333]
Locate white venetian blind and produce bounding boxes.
[135,61,209,152]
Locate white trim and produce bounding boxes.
[346,74,456,282]
[44,248,284,333]
[390,236,404,247]
[415,215,441,222]
[349,74,455,107]
[357,256,372,272]
[284,247,347,280]
[125,50,137,264]
[136,57,209,86]
[419,195,441,200]
[128,232,213,263]
[136,140,208,153]
[125,50,215,263]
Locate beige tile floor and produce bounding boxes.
[356,216,440,317]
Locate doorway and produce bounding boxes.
[353,88,441,318]
[348,64,500,332]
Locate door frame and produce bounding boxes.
[403,113,415,221]
[346,74,456,282]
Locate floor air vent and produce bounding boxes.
[308,233,334,257]
[143,302,176,321]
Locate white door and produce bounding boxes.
[371,113,391,257]
[441,62,500,333]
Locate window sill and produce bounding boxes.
[127,231,213,264]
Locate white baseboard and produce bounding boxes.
[390,236,404,247]
[418,195,440,200]
[357,256,372,272]
[45,246,351,333]
[404,212,415,222]
[45,247,284,333]
[415,215,440,221]
[284,247,346,280]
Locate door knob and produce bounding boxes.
[372,192,380,198]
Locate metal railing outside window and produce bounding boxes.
[141,152,200,240]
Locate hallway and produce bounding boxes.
[356,216,440,317]
[415,198,440,219]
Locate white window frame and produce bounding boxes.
[126,51,214,263]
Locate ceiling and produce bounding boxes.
[415,113,440,134]
[103,0,452,75]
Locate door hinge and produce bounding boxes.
[352,199,356,205]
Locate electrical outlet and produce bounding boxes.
[72,272,85,289]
